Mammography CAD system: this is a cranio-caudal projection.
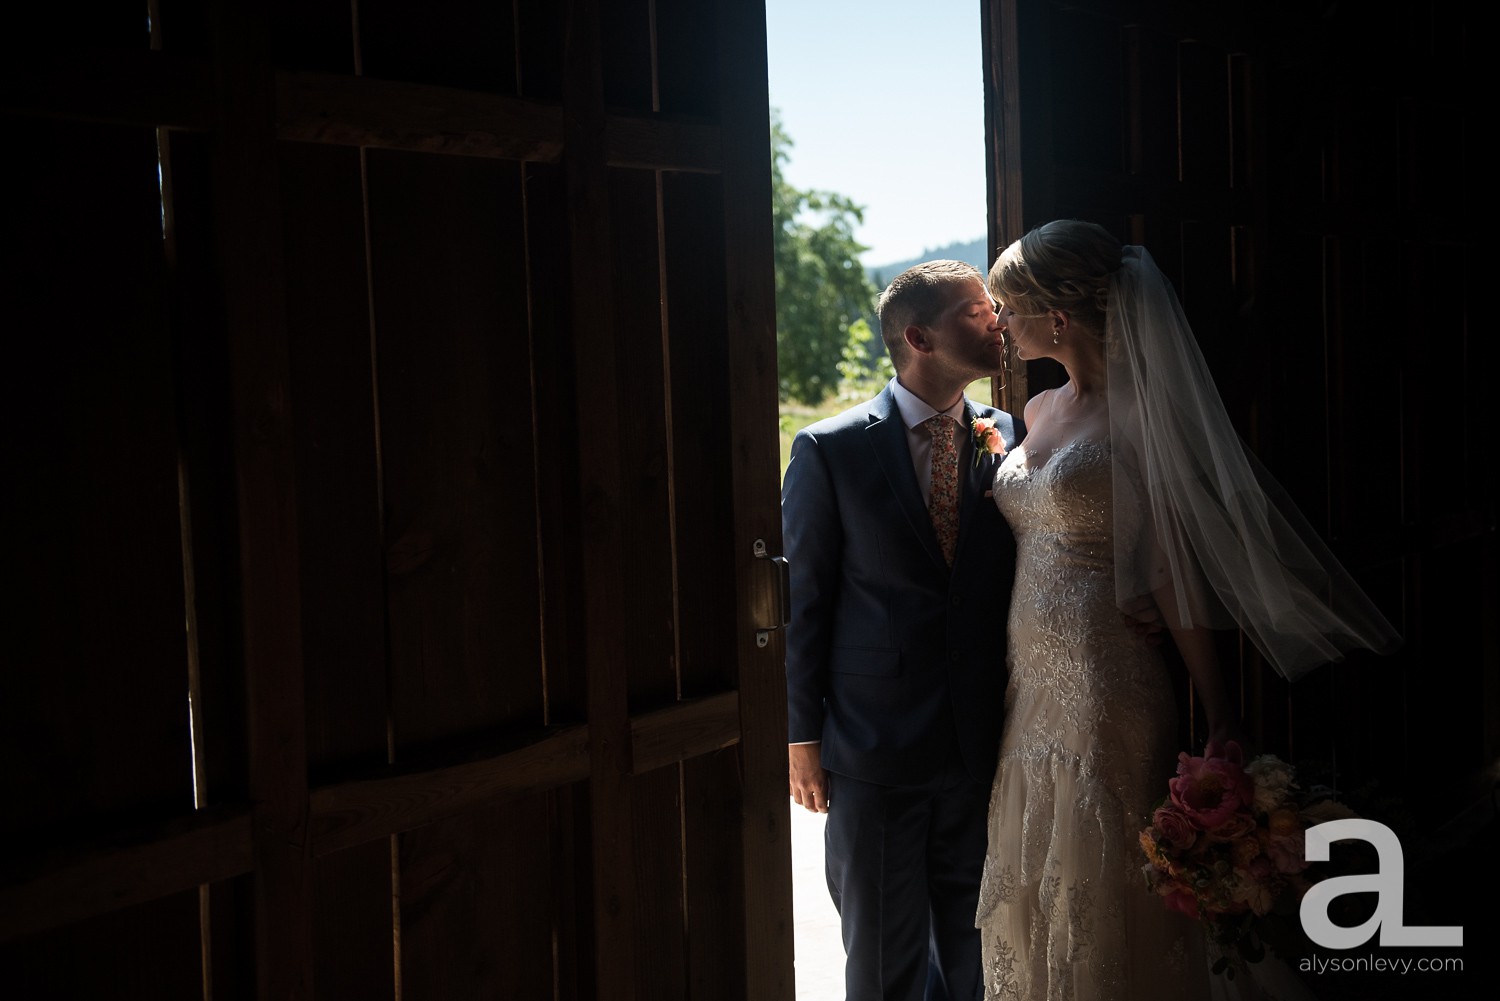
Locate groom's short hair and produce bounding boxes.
[877,260,985,368]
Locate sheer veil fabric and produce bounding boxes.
[1106,246,1400,680]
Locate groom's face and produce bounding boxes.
[928,279,1006,379]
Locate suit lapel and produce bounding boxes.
[867,387,948,569]
[957,402,1007,561]
[958,401,984,535]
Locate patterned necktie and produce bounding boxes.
[925,415,959,566]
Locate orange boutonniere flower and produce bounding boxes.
[971,416,1007,467]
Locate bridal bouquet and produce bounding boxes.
[1138,742,1352,976]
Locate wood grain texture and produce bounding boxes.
[563,2,639,996]
[713,0,796,996]
[364,149,543,750]
[660,170,738,698]
[398,800,557,1000]
[629,766,688,1001]
[213,1,314,994]
[276,70,564,161]
[277,140,389,777]
[608,166,679,711]
[310,724,591,857]
[0,808,253,942]
[0,695,740,944]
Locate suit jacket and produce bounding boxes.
[782,380,1023,787]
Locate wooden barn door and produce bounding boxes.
[983,0,1492,967]
[1,2,794,1000]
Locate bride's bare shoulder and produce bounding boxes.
[1021,389,1055,426]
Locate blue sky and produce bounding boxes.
[765,0,988,269]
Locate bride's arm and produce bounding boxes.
[1159,612,1241,753]
[1145,527,1245,754]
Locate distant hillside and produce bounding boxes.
[865,236,991,288]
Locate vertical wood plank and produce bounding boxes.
[1176,40,1230,189]
[161,128,248,810]
[661,170,737,697]
[563,1,638,995]
[279,140,387,778]
[1049,6,1123,176]
[630,765,688,1001]
[516,0,566,101]
[278,138,395,1000]
[2,894,204,1001]
[656,0,717,117]
[212,1,314,995]
[522,160,588,728]
[364,149,542,750]
[608,167,678,710]
[398,799,558,999]
[357,0,518,94]
[266,0,355,73]
[983,0,1029,410]
[714,0,796,996]
[311,841,397,1000]
[683,750,748,995]
[602,0,656,112]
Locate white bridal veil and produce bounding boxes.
[1106,246,1400,680]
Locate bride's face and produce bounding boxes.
[996,305,1052,361]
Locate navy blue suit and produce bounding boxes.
[783,380,1022,1000]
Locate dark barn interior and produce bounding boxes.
[1,1,1490,999]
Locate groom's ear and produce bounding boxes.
[903,324,932,356]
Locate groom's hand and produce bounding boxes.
[788,742,829,813]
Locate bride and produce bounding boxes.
[974,220,1398,1000]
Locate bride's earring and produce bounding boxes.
[1052,326,1061,345]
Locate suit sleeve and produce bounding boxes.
[781,428,842,744]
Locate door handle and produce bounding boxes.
[753,538,790,646]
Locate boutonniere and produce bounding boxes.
[971,416,1007,467]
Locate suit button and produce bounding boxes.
[951,593,963,607]
[950,650,963,663]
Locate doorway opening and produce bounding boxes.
[766,2,991,996]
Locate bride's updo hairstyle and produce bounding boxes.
[987,219,1123,338]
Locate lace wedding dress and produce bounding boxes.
[976,437,1210,1000]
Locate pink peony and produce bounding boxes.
[1152,804,1198,852]
[1170,744,1255,832]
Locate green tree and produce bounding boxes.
[772,111,883,404]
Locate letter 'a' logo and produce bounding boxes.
[1300,819,1463,948]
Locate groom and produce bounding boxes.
[783,260,1023,1001]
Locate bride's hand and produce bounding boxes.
[1204,722,1253,762]
[788,742,830,813]
[1119,596,1165,645]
